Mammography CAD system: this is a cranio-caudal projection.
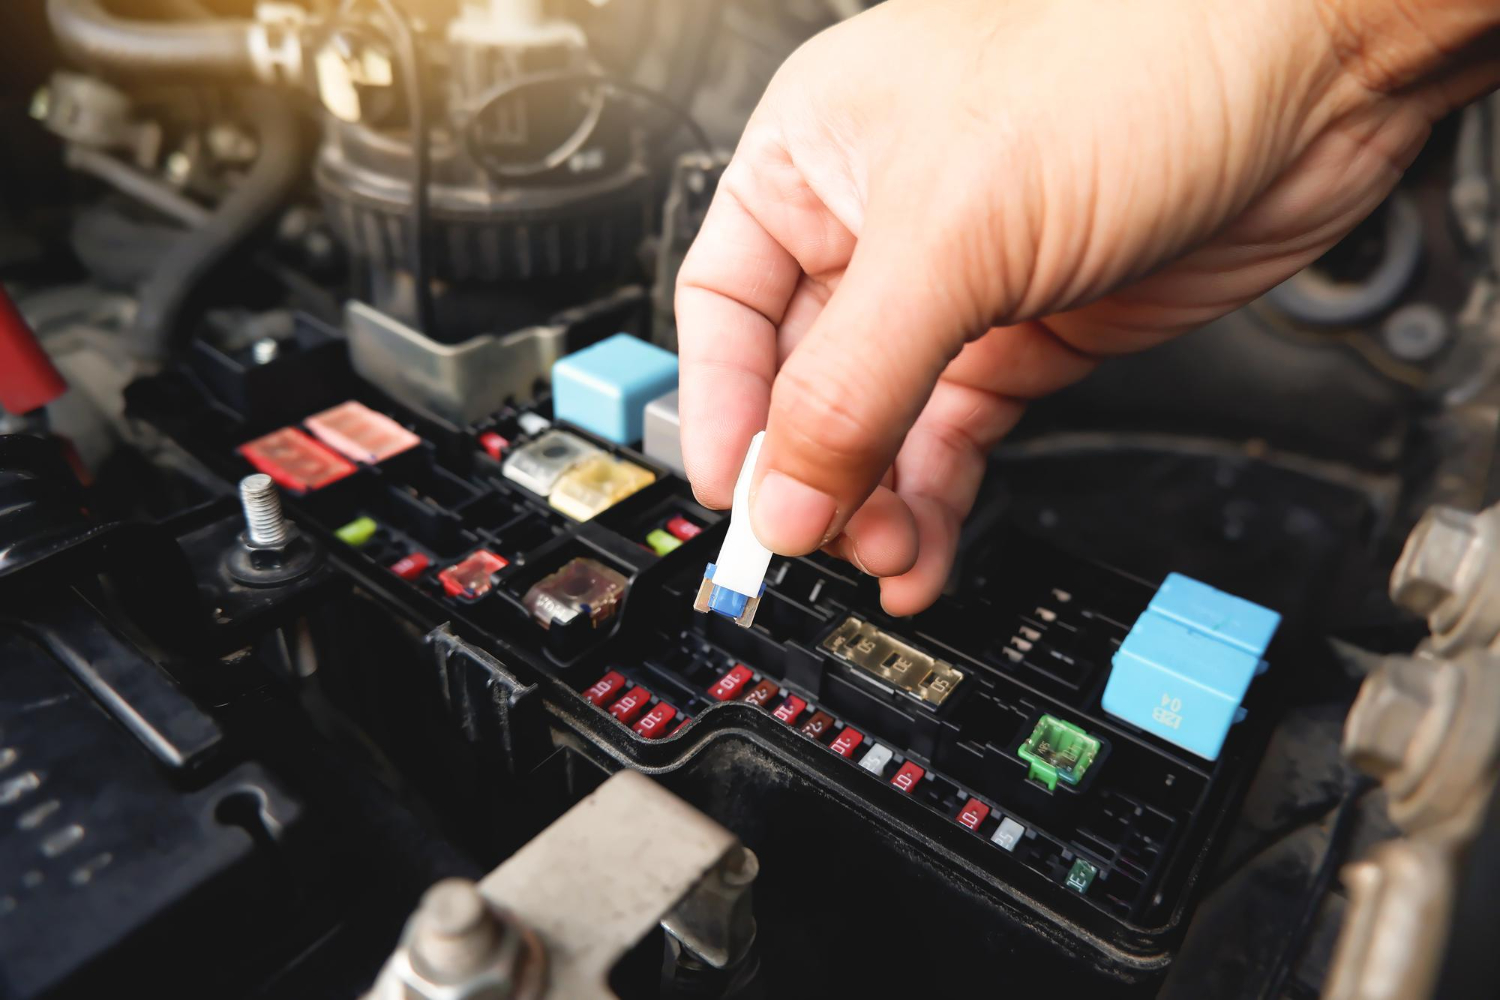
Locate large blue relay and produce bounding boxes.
[1101,573,1281,761]
[551,333,679,445]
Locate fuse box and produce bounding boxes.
[128,319,1288,986]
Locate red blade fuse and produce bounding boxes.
[0,286,67,415]
[707,664,753,701]
[583,671,627,706]
[957,799,991,831]
[890,761,925,792]
[829,727,864,757]
[609,686,651,725]
[632,702,678,739]
[773,695,807,725]
[389,552,430,581]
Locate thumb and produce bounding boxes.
[749,223,973,554]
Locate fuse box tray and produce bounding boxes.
[128,320,1286,970]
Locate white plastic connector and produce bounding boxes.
[692,431,772,627]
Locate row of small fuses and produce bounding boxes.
[580,662,1050,865]
[237,394,660,528]
[335,513,701,632]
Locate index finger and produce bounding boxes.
[674,178,798,508]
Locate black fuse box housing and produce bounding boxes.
[126,319,1292,994]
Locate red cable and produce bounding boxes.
[0,286,67,415]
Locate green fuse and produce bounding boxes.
[336,516,378,547]
[1065,858,1097,894]
[1017,714,1101,791]
[646,529,682,556]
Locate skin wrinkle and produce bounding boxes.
[772,363,898,469]
[1314,0,1458,96]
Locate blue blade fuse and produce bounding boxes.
[693,431,771,628]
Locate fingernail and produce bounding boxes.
[847,542,871,576]
[751,470,837,554]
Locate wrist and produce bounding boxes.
[1314,0,1500,109]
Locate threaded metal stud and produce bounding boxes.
[239,473,289,547]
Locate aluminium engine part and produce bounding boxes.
[314,0,651,343]
[366,770,757,1000]
[45,0,308,84]
[1326,497,1500,1000]
[367,877,547,1000]
[33,71,160,165]
[344,288,639,425]
[345,299,573,425]
[1389,502,1500,656]
[1342,649,1500,836]
[1321,839,1456,1000]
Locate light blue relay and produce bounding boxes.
[1101,573,1281,761]
[551,334,679,445]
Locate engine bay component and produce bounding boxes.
[694,432,771,628]
[10,0,1500,994]
[315,0,651,343]
[503,429,604,496]
[821,616,964,708]
[237,426,356,493]
[438,548,510,600]
[546,454,655,521]
[643,389,685,475]
[1389,503,1500,655]
[0,286,68,416]
[1066,858,1100,894]
[1017,715,1102,792]
[522,556,629,629]
[429,769,753,1000]
[305,400,419,464]
[551,333,679,445]
[1104,572,1280,760]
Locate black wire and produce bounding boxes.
[344,0,434,334]
[1257,777,1373,1000]
[464,70,714,183]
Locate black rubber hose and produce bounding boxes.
[46,0,257,77]
[131,89,305,358]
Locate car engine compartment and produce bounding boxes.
[2,2,1500,998]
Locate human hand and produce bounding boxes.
[676,0,1498,614]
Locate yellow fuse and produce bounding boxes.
[547,455,656,521]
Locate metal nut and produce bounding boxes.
[1342,657,1439,784]
[1390,506,1480,620]
[410,879,504,984]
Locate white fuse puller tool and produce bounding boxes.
[693,431,772,628]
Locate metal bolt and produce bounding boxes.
[410,878,504,984]
[239,474,289,548]
[719,845,759,888]
[164,151,193,186]
[1342,658,1433,783]
[1390,506,1480,620]
[1451,177,1491,247]
[1381,304,1449,362]
[251,338,280,365]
